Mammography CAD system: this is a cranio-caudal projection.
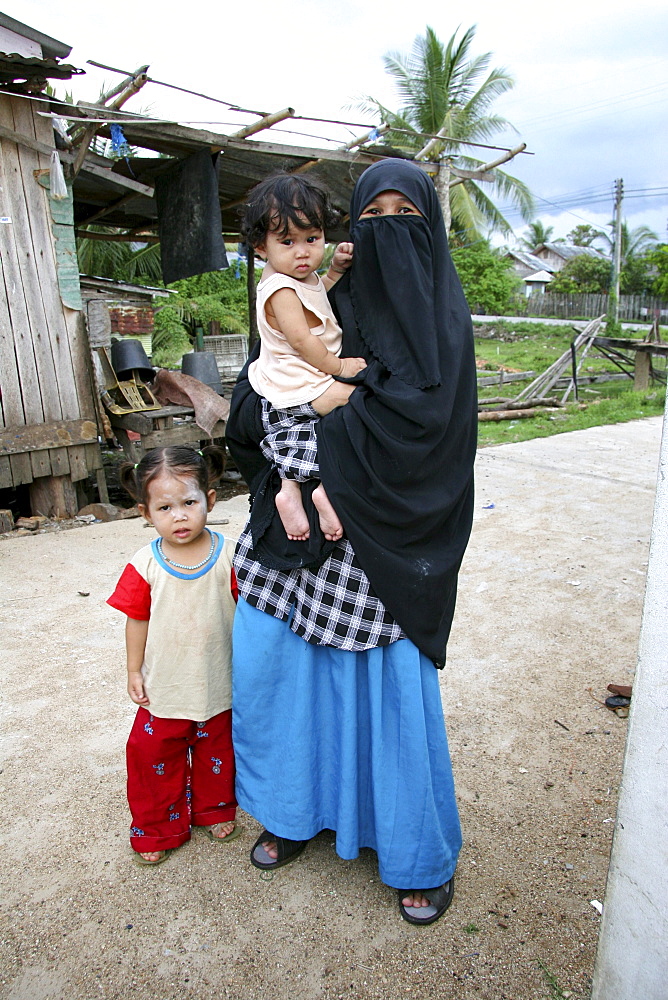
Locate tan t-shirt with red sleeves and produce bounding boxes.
[108,531,237,721]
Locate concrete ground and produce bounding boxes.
[0,415,663,1000]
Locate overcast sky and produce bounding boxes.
[14,0,668,245]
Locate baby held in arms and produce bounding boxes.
[242,172,366,542]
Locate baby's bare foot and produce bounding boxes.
[312,484,343,541]
[275,481,310,540]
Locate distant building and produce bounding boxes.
[532,242,607,272]
[504,250,555,297]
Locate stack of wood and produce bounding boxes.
[478,315,605,422]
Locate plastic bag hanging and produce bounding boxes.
[49,150,68,200]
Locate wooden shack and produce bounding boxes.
[0,16,447,517]
[0,16,101,516]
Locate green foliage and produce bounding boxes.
[648,244,668,298]
[620,252,655,295]
[151,265,253,367]
[598,221,658,263]
[521,221,553,250]
[549,256,611,294]
[76,228,163,284]
[356,25,534,239]
[167,266,250,337]
[451,243,520,313]
[151,305,192,368]
[537,959,571,1000]
[566,224,604,248]
[463,922,480,934]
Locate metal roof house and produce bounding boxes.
[533,242,607,272]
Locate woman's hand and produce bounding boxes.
[312,380,356,415]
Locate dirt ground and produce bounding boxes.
[0,416,663,1000]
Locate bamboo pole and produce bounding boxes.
[228,108,294,140]
[71,67,150,178]
[338,123,390,151]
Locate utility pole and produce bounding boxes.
[609,178,624,325]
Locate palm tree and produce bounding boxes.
[356,25,534,240]
[521,221,554,250]
[598,221,658,265]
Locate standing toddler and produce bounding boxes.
[108,446,238,864]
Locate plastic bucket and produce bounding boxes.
[181,351,224,395]
[111,338,155,381]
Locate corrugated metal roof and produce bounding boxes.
[506,249,553,272]
[0,14,72,60]
[535,242,606,261]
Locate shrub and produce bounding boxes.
[451,242,520,314]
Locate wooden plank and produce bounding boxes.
[11,97,72,482]
[109,405,195,435]
[141,421,226,450]
[3,98,62,419]
[19,99,82,394]
[0,121,74,160]
[0,458,12,489]
[593,336,668,357]
[61,308,101,479]
[78,160,154,197]
[0,124,155,197]
[634,351,651,390]
[0,418,98,456]
[32,108,103,482]
[0,95,47,484]
[0,239,31,484]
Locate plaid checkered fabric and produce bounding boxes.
[259,399,320,483]
[234,527,405,650]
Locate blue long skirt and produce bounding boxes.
[232,598,461,889]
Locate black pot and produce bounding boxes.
[181,351,224,395]
[111,338,155,382]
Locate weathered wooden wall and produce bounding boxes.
[0,94,100,506]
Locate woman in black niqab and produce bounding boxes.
[320,158,478,667]
[227,158,477,925]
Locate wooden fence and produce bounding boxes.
[506,293,668,322]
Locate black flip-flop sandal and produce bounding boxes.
[397,878,454,925]
[250,829,307,871]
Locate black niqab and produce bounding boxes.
[319,159,478,666]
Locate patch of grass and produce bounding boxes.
[478,388,666,448]
[463,922,480,934]
[473,321,667,447]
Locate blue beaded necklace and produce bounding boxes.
[157,528,215,570]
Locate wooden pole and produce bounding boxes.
[447,144,527,189]
[435,160,452,233]
[71,67,150,178]
[229,108,294,140]
[247,246,259,352]
[338,123,390,151]
[609,178,624,325]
